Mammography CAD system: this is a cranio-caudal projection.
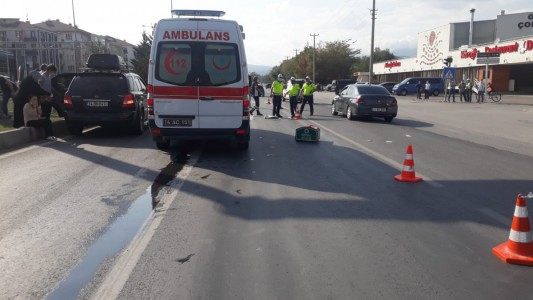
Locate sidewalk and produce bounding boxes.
[413,93,533,105]
[0,120,67,153]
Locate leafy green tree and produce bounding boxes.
[131,32,152,82]
[352,47,397,72]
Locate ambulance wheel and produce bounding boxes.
[156,140,170,150]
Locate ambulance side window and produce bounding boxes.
[156,43,192,85]
[204,44,240,85]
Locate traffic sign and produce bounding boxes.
[441,67,456,80]
[477,52,500,64]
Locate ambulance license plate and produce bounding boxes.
[163,118,192,127]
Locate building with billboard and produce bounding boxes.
[374,11,533,94]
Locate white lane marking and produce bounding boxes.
[305,119,444,188]
[91,153,199,300]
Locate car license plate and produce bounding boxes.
[163,118,192,127]
[86,101,109,107]
[372,108,387,112]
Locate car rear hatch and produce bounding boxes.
[67,73,129,112]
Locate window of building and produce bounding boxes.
[68,65,75,72]
[66,33,72,41]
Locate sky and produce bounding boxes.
[3,0,532,67]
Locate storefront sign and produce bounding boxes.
[485,43,519,54]
[385,61,401,68]
[461,48,478,60]
[517,14,533,30]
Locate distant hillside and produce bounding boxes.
[248,64,272,75]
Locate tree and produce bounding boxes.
[131,32,152,82]
[352,47,397,72]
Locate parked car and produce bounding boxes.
[331,84,398,123]
[325,83,333,92]
[331,79,356,95]
[63,54,148,136]
[392,77,444,96]
[378,82,398,93]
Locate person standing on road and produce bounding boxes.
[270,74,284,118]
[249,76,263,116]
[416,81,422,99]
[477,80,486,103]
[447,80,456,102]
[424,80,431,99]
[38,64,65,120]
[284,76,300,119]
[299,76,316,116]
[465,79,472,102]
[458,80,466,102]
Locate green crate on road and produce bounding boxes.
[295,125,320,142]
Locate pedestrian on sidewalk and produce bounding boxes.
[416,81,423,99]
[447,80,456,102]
[458,80,466,102]
[0,76,17,118]
[12,73,50,128]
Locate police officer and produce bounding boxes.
[249,76,263,116]
[270,74,284,118]
[299,76,316,116]
[284,76,300,119]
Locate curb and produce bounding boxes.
[0,120,67,152]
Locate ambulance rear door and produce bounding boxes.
[152,19,200,129]
[197,20,245,129]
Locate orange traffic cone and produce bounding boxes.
[394,144,423,182]
[293,107,301,120]
[492,194,533,266]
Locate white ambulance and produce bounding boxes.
[147,10,250,150]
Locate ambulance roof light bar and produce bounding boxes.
[172,10,226,18]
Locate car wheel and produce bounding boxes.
[331,102,338,115]
[66,122,83,136]
[400,89,407,96]
[346,106,355,120]
[433,90,440,96]
[384,116,394,123]
[131,110,144,135]
[156,140,170,150]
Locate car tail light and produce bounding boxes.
[122,94,135,108]
[147,98,154,116]
[354,97,365,104]
[390,99,398,106]
[151,128,161,135]
[236,129,247,135]
[64,93,73,108]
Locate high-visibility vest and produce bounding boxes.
[289,83,300,96]
[272,80,283,94]
[302,83,316,95]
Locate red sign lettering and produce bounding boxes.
[384,61,401,68]
[460,48,478,60]
[485,42,519,54]
[162,30,230,41]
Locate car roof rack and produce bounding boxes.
[171,10,225,18]
[84,54,128,73]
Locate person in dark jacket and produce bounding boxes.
[12,72,50,128]
[0,76,17,118]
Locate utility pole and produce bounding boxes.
[71,0,78,73]
[294,49,299,57]
[310,33,319,83]
[369,0,376,84]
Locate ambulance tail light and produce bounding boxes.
[243,87,250,116]
[122,94,135,108]
[236,129,247,135]
[64,93,73,108]
[147,98,154,116]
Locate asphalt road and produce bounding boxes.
[0,92,532,299]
